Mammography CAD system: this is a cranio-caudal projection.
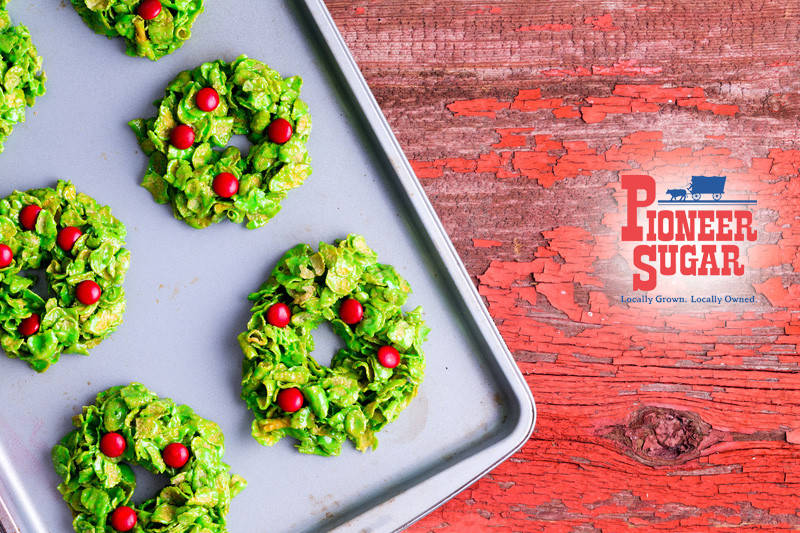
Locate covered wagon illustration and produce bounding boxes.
[688,175,726,201]
[666,175,726,201]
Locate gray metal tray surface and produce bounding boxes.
[0,1,535,531]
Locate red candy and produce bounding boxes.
[267,118,293,144]
[377,346,400,369]
[57,227,82,252]
[196,87,220,112]
[277,388,304,412]
[137,0,161,20]
[18,314,40,336]
[19,205,41,230]
[109,506,137,532]
[99,432,126,458]
[170,124,195,149]
[213,172,239,198]
[162,442,189,468]
[338,298,363,325]
[0,244,12,268]
[76,280,102,305]
[266,303,291,328]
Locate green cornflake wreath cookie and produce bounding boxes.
[70,0,203,61]
[0,0,46,153]
[129,56,312,230]
[239,235,429,456]
[52,383,246,532]
[0,180,129,372]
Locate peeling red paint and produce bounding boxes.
[447,98,510,118]
[467,130,800,369]
[467,5,502,15]
[542,66,593,77]
[412,116,800,374]
[593,59,663,76]
[517,22,573,32]
[325,3,800,531]
[585,13,620,31]
[581,85,740,122]
[326,2,800,530]
[354,6,365,15]
[443,85,737,133]
[542,60,662,77]
[413,123,757,189]
[410,160,444,179]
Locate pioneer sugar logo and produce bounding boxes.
[621,175,757,291]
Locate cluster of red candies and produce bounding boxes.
[168,86,295,200]
[266,298,402,414]
[2,205,103,337]
[99,432,190,531]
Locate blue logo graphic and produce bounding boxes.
[658,175,756,205]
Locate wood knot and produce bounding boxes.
[764,93,800,115]
[604,406,720,467]
[766,94,784,112]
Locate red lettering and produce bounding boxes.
[657,211,674,241]
[621,175,656,241]
[632,244,657,290]
[658,245,678,275]
[720,244,744,275]
[734,211,757,241]
[716,210,733,240]
[698,244,720,275]
[645,211,657,241]
[675,211,695,241]
[679,245,697,275]
[697,211,715,241]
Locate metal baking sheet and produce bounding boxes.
[0,1,535,531]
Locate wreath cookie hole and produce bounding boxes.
[306,321,346,368]
[17,268,52,301]
[127,463,169,506]
[221,134,252,158]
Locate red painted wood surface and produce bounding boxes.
[326,1,800,530]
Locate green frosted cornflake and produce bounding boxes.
[130,56,312,229]
[0,181,129,372]
[239,235,428,457]
[70,0,203,60]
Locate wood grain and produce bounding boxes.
[325,1,800,530]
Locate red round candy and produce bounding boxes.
[0,244,12,268]
[339,298,364,325]
[109,506,137,532]
[99,432,126,458]
[162,442,189,468]
[18,314,39,336]
[196,87,220,112]
[277,388,304,412]
[76,280,102,305]
[213,172,239,198]
[19,205,41,231]
[267,118,293,144]
[57,227,82,252]
[266,303,291,328]
[377,346,400,369]
[170,124,195,149]
[137,0,161,20]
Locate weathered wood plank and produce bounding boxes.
[325,1,800,529]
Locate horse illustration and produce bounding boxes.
[666,188,688,201]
